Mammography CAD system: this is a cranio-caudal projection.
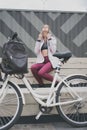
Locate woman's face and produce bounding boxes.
[42,25,49,38]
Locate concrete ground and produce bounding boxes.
[10,122,87,130]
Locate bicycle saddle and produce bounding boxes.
[53,52,72,63]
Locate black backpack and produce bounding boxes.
[1,40,28,74]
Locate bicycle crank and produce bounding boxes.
[39,104,53,114]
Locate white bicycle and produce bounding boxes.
[0,35,87,130]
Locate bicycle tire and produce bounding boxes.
[0,78,23,130]
[56,74,87,127]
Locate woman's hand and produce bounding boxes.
[38,33,42,41]
[47,33,51,40]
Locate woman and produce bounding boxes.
[31,24,59,87]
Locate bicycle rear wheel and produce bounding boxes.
[0,78,23,130]
[56,74,87,127]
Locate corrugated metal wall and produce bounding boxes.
[0,10,87,57]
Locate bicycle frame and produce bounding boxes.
[22,70,83,119]
[21,68,82,107]
[0,67,82,108]
[0,68,85,121]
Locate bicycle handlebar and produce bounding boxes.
[11,32,18,40]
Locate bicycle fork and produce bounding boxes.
[0,75,10,103]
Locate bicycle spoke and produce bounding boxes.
[56,75,87,127]
[0,79,23,130]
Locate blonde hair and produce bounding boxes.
[41,24,50,35]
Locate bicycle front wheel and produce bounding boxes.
[0,78,23,130]
[56,74,87,127]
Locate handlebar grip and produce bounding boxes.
[12,32,18,40]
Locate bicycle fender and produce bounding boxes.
[56,74,87,91]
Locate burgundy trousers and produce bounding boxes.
[31,56,53,85]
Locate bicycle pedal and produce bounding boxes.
[35,111,43,120]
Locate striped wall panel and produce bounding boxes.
[0,10,87,57]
